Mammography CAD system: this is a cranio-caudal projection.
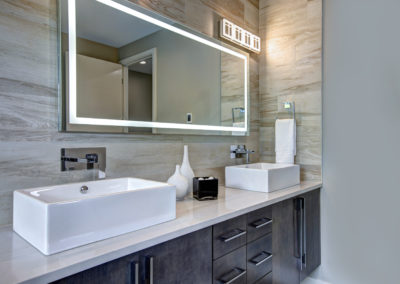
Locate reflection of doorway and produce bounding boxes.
[120,48,157,133]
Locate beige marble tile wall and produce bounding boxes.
[259,0,322,181]
[0,0,259,226]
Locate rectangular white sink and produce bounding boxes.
[13,178,176,255]
[225,163,300,193]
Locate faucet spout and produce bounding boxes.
[61,147,106,178]
[230,145,255,164]
[245,149,255,164]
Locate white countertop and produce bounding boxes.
[0,181,321,284]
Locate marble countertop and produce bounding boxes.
[0,181,321,284]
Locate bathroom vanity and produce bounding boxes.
[0,182,321,284]
[54,187,320,284]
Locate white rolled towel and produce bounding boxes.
[276,152,295,164]
[275,119,296,164]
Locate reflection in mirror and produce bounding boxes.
[59,0,248,135]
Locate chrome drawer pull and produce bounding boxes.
[251,218,272,229]
[219,229,247,243]
[129,261,139,284]
[294,197,306,271]
[219,267,247,284]
[145,256,154,284]
[250,251,273,266]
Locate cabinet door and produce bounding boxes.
[272,189,321,284]
[299,189,321,281]
[51,253,140,284]
[140,227,212,284]
[271,198,299,284]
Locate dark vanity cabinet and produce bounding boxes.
[139,227,212,283]
[53,227,212,284]
[52,253,139,284]
[53,189,320,284]
[212,207,273,284]
[299,188,321,280]
[272,188,321,284]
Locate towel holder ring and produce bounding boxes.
[276,102,295,120]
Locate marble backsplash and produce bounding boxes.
[258,0,322,181]
[0,0,322,226]
[0,0,260,226]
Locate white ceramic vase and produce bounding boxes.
[180,145,195,197]
[167,165,188,201]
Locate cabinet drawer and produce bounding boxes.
[247,206,272,243]
[213,246,246,284]
[213,215,247,259]
[247,233,272,284]
[254,272,272,284]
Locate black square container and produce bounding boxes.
[193,177,218,201]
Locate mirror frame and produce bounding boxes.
[64,0,249,133]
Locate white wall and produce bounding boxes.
[312,0,400,283]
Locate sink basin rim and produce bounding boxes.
[13,177,177,255]
[15,177,175,205]
[225,163,300,193]
[226,162,297,171]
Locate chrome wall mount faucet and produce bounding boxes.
[230,145,255,164]
[61,147,106,178]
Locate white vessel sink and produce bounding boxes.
[13,178,176,255]
[225,163,300,193]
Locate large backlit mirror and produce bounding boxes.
[58,0,249,135]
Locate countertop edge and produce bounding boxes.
[7,182,322,284]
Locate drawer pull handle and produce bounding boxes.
[294,197,306,271]
[251,218,272,229]
[219,267,247,284]
[145,256,154,284]
[219,229,247,243]
[250,251,273,266]
[129,261,139,284]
